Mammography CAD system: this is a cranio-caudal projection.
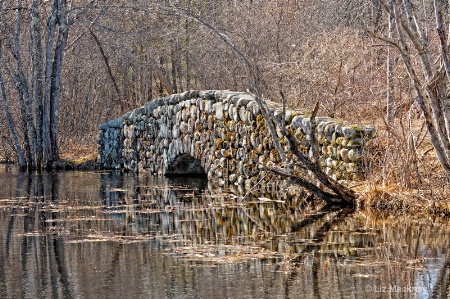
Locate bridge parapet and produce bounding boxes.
[98,90,375,188]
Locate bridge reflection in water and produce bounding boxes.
[0,168,449,298]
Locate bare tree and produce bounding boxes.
[0,0,97,169]
[369,0,450,181]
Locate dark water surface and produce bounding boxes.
[0,166,449,299]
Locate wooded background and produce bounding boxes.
[1,0,450,194]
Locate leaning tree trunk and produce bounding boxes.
[0,73,25,168]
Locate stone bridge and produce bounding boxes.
[98,90,374,188]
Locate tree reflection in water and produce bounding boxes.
[0,168,449,298]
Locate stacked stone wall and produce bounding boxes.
[98,90,374,188]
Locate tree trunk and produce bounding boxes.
[42,0,59,168]
[185,0,192,90]
[14,0,33,168]
[0,73,25,168]
[171,45,178,93]
[50,0,69,162]
[386,14,394,123]
[32,0,44,169]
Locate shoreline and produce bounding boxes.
[2,156,450,216]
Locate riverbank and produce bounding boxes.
[356,184,450,216]
[57,143,98,170]
[53,154,98,170]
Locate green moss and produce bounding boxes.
[343,124,364,138]
[73,153,97,165]
[346,140,361,147]
[336,137,346,145]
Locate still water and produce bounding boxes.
[0,166,449,299]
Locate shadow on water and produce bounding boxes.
[0,167,449,298]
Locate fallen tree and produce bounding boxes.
[254,91,356,205]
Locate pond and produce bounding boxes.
[0,166,449,298]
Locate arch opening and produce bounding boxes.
[165,154,207,177]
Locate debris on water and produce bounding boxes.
[258,197,272,202]
[110,188,127,192]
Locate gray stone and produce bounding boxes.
[348,149,361,162]
[345,162,358,173]
[340,148,349,162]
[236,95,253,106]
[324,124,335,136]
[285,111,293,122]
[213,102,224,120]
[98,90,373,183]
[276,126,284,138]
[205,100,213,114]
[273,110,283,122]
[187,118,195,134]
[246,101,260,116]
[179,122,188,135]
[199,90,216,100]
[301,118,311,133]
[342,126,357,138]
[291,115,304,129]
[228,104,238,122]
[158,123,169,138]
[219,157,227,168]
[331,132,337,145]
[190,105,198,119]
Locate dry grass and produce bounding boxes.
[358,182,450,216]
[58,140,98,169]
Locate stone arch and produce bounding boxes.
[165,153,207,177]
[98,90,373,184]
